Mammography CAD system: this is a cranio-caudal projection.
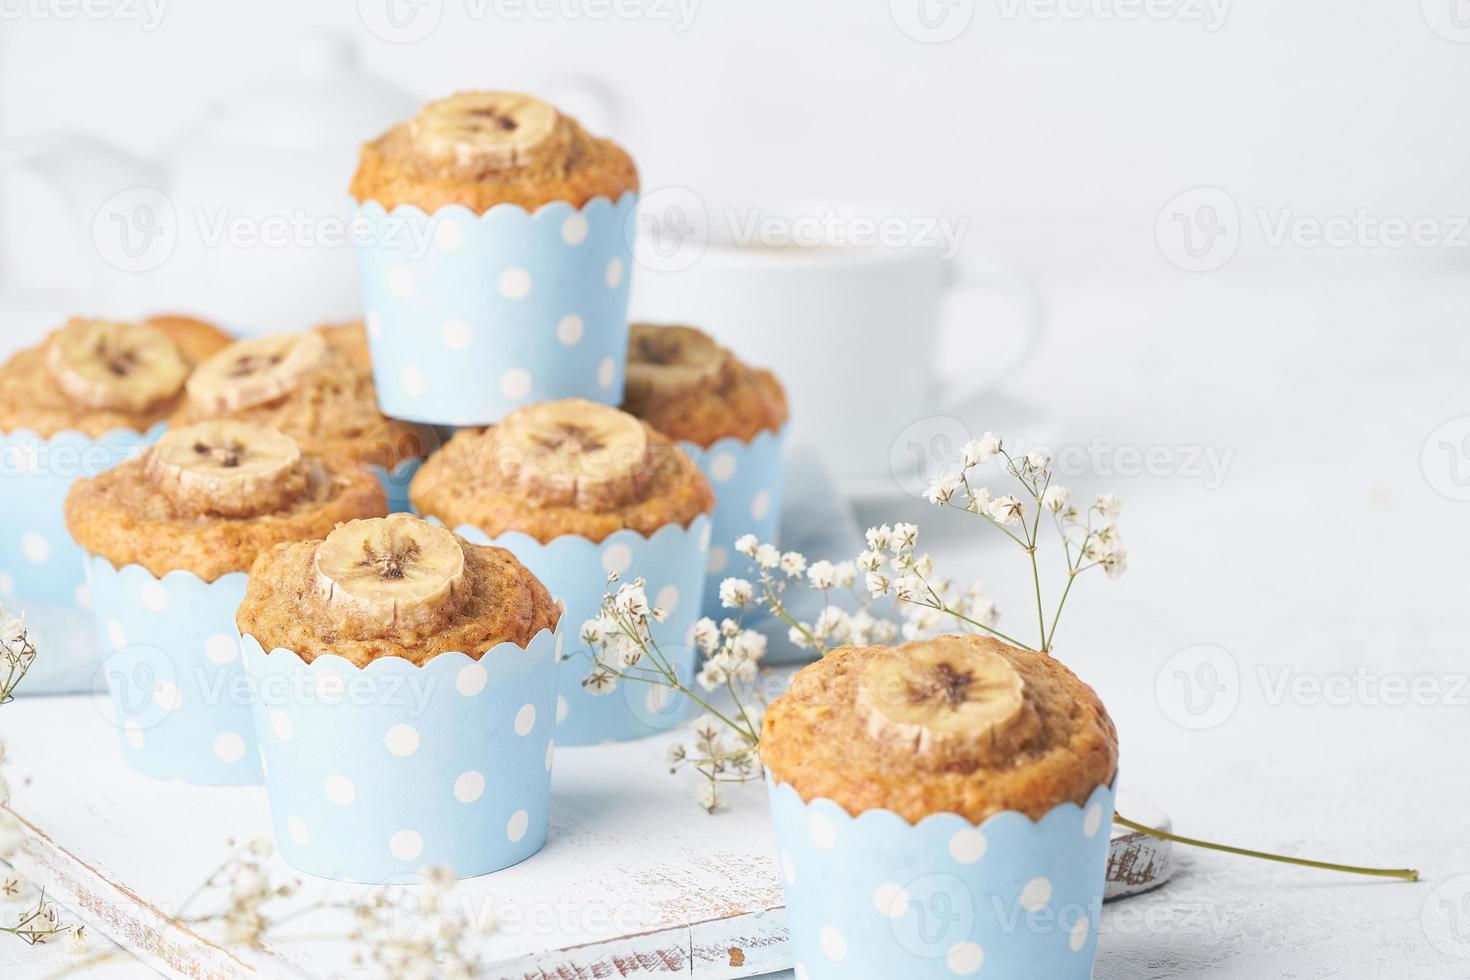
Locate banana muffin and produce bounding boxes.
[65,420,387,582]
[237,514,559,667]
[0,315,231,438]
[350,90,638,213]
[171,325,430,473]
[621,323,789,446]
[410,399,713,543]
[761,635,1118,823]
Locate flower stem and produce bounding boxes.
[1114,813,1419,881]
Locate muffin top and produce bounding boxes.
[760,636,1118,823]
[65,420,387,582]
[172,324,430,471]
[621,323,789,447]
[0,315,231,438]
[410,399,713,544]
[349,91,638,213]
[237,514,560,667]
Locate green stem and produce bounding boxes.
[1044,570,1078,651]
[1114,813,1419,881]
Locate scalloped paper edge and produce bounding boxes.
[241,624,561,676]
[352,190,639,224]
[0,422,167,448]
[679,422,789,458]
[85,552,249,591]
[447,511,712,554]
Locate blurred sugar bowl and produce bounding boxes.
[629,196,1043,491]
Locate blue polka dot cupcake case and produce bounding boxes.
[353,193,638,427]
[242,628,562,884]
[87,557,261,785]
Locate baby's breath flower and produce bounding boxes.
[894,575,923,602]
[719,618,740,637]
[755,543,781,571]
[1101,549,1128,579]
[866,571,893,597]
[733,534,759,558]
[923,476,961,506]
[1041,485,1070,513]
[987,495,1024,525]
[690,617,719,654]
[1095,493,1122,518]
[718,578,754,609]
[967,485,993,514]
[856,549,884,572]
[666,744,686,765]
[579,620,603,647]
[832,561,857,588]
[582,667,617,696]
[779,551,807,578]
[696,662,727,692]
[68,924,86,957]
[891,523,918,553]
[787,626,812,649]
[806,561,837,590]
[731,630,767,663]
[865,525,893,552]
[695,782,719,813]
[965,432,1002,466]
[613,582,649,618]
[1024,448,1052,470]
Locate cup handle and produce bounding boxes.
[934,257,1047,412]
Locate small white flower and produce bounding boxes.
[856,549,885,572]
[691,617,720,654]
[692,715,722,743]
[613,583,648,618]
[695,782,719,813]
[890,523,918,553]
[734,534,759,557]
[1100,547,1128,579]
[779,552,807,578]
[967,596,999,627]
[231,866,271,904]
[912,553,933,577]
[806,560,837,590]
[0,614,26,649]
[894,575,923,602]
[696,662,727,691]
[1024,447,1052,470]
[1095,493,1122,518]
[971,432,1002,465]
[718,578,754,608]
[987,495,1024,525]
[720,618,740,637]
[582,667,618,696]
[923,476,961,506]
[866,571,893,597]
[967,485,993,514]
[865,525,893,552]
[832,561,857,588]
[755,543,781,571]
[787,626,812,649]
[1041,485,1070,513]
[667,743,687,764]
[731,630,767,664]
[613,636,643,669]
[579,619,604,647]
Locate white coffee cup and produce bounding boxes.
[628,195,1043,489]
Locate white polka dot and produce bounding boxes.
[601,543,632,575]
[206,634,238,665]
[819,926,847,961]
[514,703,537,737]
[545,739,555,771]
[389,830,424,862]
[706,546,728,574]
[400,365,426,398]
[1020,877,1053,912]
[596,356,617,389]
[388,265,414,297]
[605,257,625,288]
[434,219,466,250]
[949,828,987,863]
[1084,801,1104,838]
[21,534,49,565]
[74,582,92,609]
[781,851,796,885]
[500,368,533,400]
[655,584,679,615]
[873,882,908,917]
[153,681,182,712]
[287,815,310,846]
[556,314,584,346]
[506,809,530,843]
[441,318,472,351]
[325,774,356,806]
[499,267,532,299]
[454,770,484,803]
[751,490,772,520]
[270,709,293,742]
[213,733,246,762]
[385,723,420,756]
[947,941,984,975]
[807,812,836,849]
[708,452,737,483]
[1069,915,1090,952]
[366,312,384,341]
[457,663,488,696]
[0,572,13,596]
[561,213,589,245]
[140,580,169,612]
[123,720,144,750]
[106,620,127,651]
[556,695,569,722]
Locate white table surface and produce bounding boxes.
[4,272,1470,978]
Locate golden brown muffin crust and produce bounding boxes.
[410,419,713,544]
[237,534,559,666]
[0,316,231,439]
[760,637,1118,823]
[65,451,387,583]
[349,99,638,213]
[171,324,433,470]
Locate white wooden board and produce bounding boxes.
[0,694,1166,979]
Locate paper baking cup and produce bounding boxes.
[453,515,711,746]
[242,626,561,883]
[353,192,638,426]
[0,425,162,694]
[769,777,1115,980]
[681,425,788,617]
[86,555,260,785]
[369,457,424,515]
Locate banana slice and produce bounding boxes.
[625,324,730,400]
[314,515,466,627]
[186,332,328,414]
[409,91,566,171]
[148,421,303,517]
[493,399,652,509]
[47,317,189,413]
[856,637,1028,768]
